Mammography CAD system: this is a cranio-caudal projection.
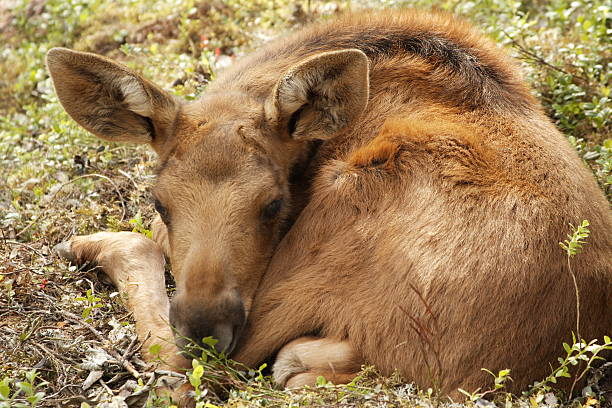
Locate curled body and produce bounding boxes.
[47,9,611,397]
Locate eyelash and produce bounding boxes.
[262,198,283,219]
[154,199,170,224]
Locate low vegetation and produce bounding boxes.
[0,0,610,406]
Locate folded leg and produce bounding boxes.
[273,337,361,388]
[55,231,189,370]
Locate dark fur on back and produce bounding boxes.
[214,10,535,111]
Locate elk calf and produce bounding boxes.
[49,9,611,399]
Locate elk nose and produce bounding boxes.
[169,289,246,354]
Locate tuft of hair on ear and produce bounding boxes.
[117,76,153,117]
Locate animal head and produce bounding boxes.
[46,47,369,353]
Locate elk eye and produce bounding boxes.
[262,198,283,219]
[154,199,170,224]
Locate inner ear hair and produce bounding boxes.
[118,76,154,117]
[267,49,370,142]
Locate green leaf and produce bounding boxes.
[0,379,10,399]
[148,344,161,356]
[481,368,494,377]
[25,370,37,383]
[316,375,328,387]
[192,365,203,379]
[27,392,44,404]
[16,381,33,395]
[562,342,571,354]
[202,336,218,348]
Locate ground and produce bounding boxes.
[0,0,610,407]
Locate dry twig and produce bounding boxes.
[58,310,142,379]
[501,30,590,83]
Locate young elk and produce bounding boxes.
[48,9,611,399]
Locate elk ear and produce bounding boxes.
[266,49,369,141]
[46,47,178,148]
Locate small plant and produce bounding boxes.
[176,333,273,405]
[458,368,512,402]
[559,220,590,350]
[316,375,331,387]
[75,288,103,323]
[559,219,590,257]
[0,369,48,408]
[189,360,205,399]
[553,220,609,398]
[399,283,444,399]
[527,335,612,397]
[130,212,153,238]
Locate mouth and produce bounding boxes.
[173,319,245,356]
[226,331,240,355]
[169,288,247,355]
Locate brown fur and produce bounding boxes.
[48,9,611,398]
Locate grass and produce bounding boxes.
[0,0,610,406]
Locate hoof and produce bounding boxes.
[53,240,76,262]
[273,346,308,388]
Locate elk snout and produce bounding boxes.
[169,289,246,354]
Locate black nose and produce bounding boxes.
[169,290,246,355]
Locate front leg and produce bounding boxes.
[230,276,363,388]
[232,297,362,388]
[54,232,189,370]
[230,278,319,369]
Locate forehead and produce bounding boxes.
[156,92,272,186]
